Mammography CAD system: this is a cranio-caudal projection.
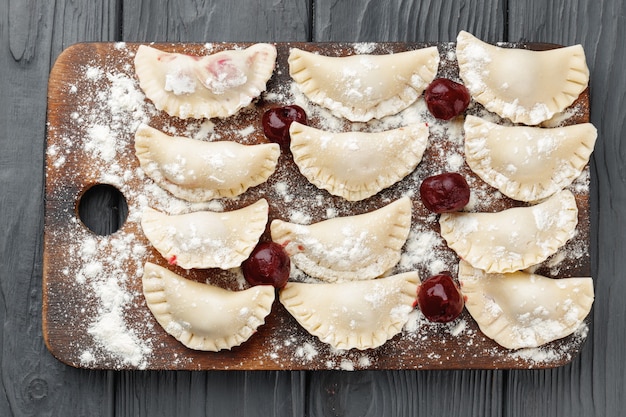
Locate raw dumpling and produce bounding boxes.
[439,190,578,273]
[142,262,275,351]
[280,271,420,350]
[289,122,429,201]
[271,197,412,282]
[456,31,589,125]
[135,124,279,202]
[134,43,276,119]
[458,260,594,349]
[289,47,439,122]
[464,115,597,202]
[141,199,269,270]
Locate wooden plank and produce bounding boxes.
[506,1,624,416]
[115,2,311,417]
[306,370,503,417]
[122,0,312,42]
[312,0,506,42]
[0,1,120,416]
[307,1,509,416]
[111,371,306,416]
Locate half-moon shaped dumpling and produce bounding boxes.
[456,31,589,125]
[280,271,420,350]
[271,197,412,282]
[458,260,594,349]
[134,43,276,119]
[135,124,279,202]
[142,262,275,351]
[289,47,439,122]
[141,199,269,270]
[290,122,429,201]
[439,190,578,273]
[464,115,597,202]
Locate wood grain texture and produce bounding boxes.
[507,1,626,416]
[307,370,503,417]
[1,0,119,416]
[312,0,506,42]
[122,0,311,42]
[110,371,306,416]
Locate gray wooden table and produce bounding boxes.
[2,0,624,415]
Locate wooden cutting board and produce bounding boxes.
[43,41,592,370]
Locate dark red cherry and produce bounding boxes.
[242,242,291,288]
[417,273,464,323]
[424,78,471,120]
[419,172,470,213]
[262,105,307,148]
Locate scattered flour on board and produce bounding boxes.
[45,42,592,370]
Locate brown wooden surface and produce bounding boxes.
[44,41,591,371]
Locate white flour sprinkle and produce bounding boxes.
[85,66,103,81]
[352,43,377,54]
[164,72,197,95]
[85,124,118,162]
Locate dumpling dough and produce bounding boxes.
[456,31,589,125]
[289,47,439,122]
[142,262,275,351]
[439,190,578,273]
[135,124,279,202]
[141,199,269,270]
[271,197,412,282]
[458,260,594,349]
[464,115,597,202]
[290,122,429,201]
[134,43,276,119]
[280,271,420,350]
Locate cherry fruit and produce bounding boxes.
[417,273,464,323]
[262,105,307,148]
[242,242,291,288]
[419,172,470,213]
[424,78,470,120]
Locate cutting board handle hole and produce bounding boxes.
[78,184,128,236]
